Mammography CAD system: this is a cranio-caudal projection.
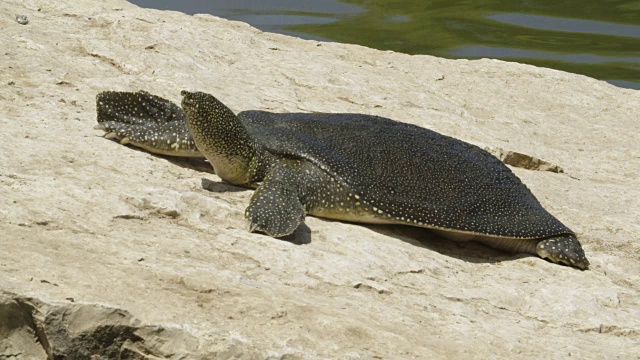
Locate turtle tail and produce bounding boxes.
[95,91,202,157]
[536,234,589,270]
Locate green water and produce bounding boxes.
[130,0,640,89]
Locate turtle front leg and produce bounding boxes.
[245,160,310,237]
[95,90,203,158]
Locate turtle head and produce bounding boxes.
[180,90,257,185]
[180,90,229,121]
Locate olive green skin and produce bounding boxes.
[95,90,589,269]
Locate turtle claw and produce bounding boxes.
[120,137,130,145]
[104,132,117,140]
[94,124,106,131]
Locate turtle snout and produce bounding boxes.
[181,91,213,106]
[181,90,194,103]
[181,91,199,109]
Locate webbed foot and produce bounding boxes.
[245,182,305,238]
[95,91,202,157]
[244,160,309,238]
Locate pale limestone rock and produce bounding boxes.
[1,0,639,358]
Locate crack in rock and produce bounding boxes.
[485,146,564,173]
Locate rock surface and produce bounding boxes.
[1,0,639,358]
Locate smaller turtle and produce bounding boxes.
[95,90,589,269]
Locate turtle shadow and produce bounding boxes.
[166,157,215,174]
[201,178,251,193]
[364,224,527,265]
[244,222,313,245]
[102,137,217,174]
[279,223,312,245]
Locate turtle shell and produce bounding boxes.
[238,110,572,239]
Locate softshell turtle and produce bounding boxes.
[94,90,589,269]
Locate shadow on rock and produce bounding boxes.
[367,224,525,265]
[165,156,215,174]
[279,222,312,245]
[201,178,251,193]
[100,136,216,174]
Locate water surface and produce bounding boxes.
[130,0,640,89]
